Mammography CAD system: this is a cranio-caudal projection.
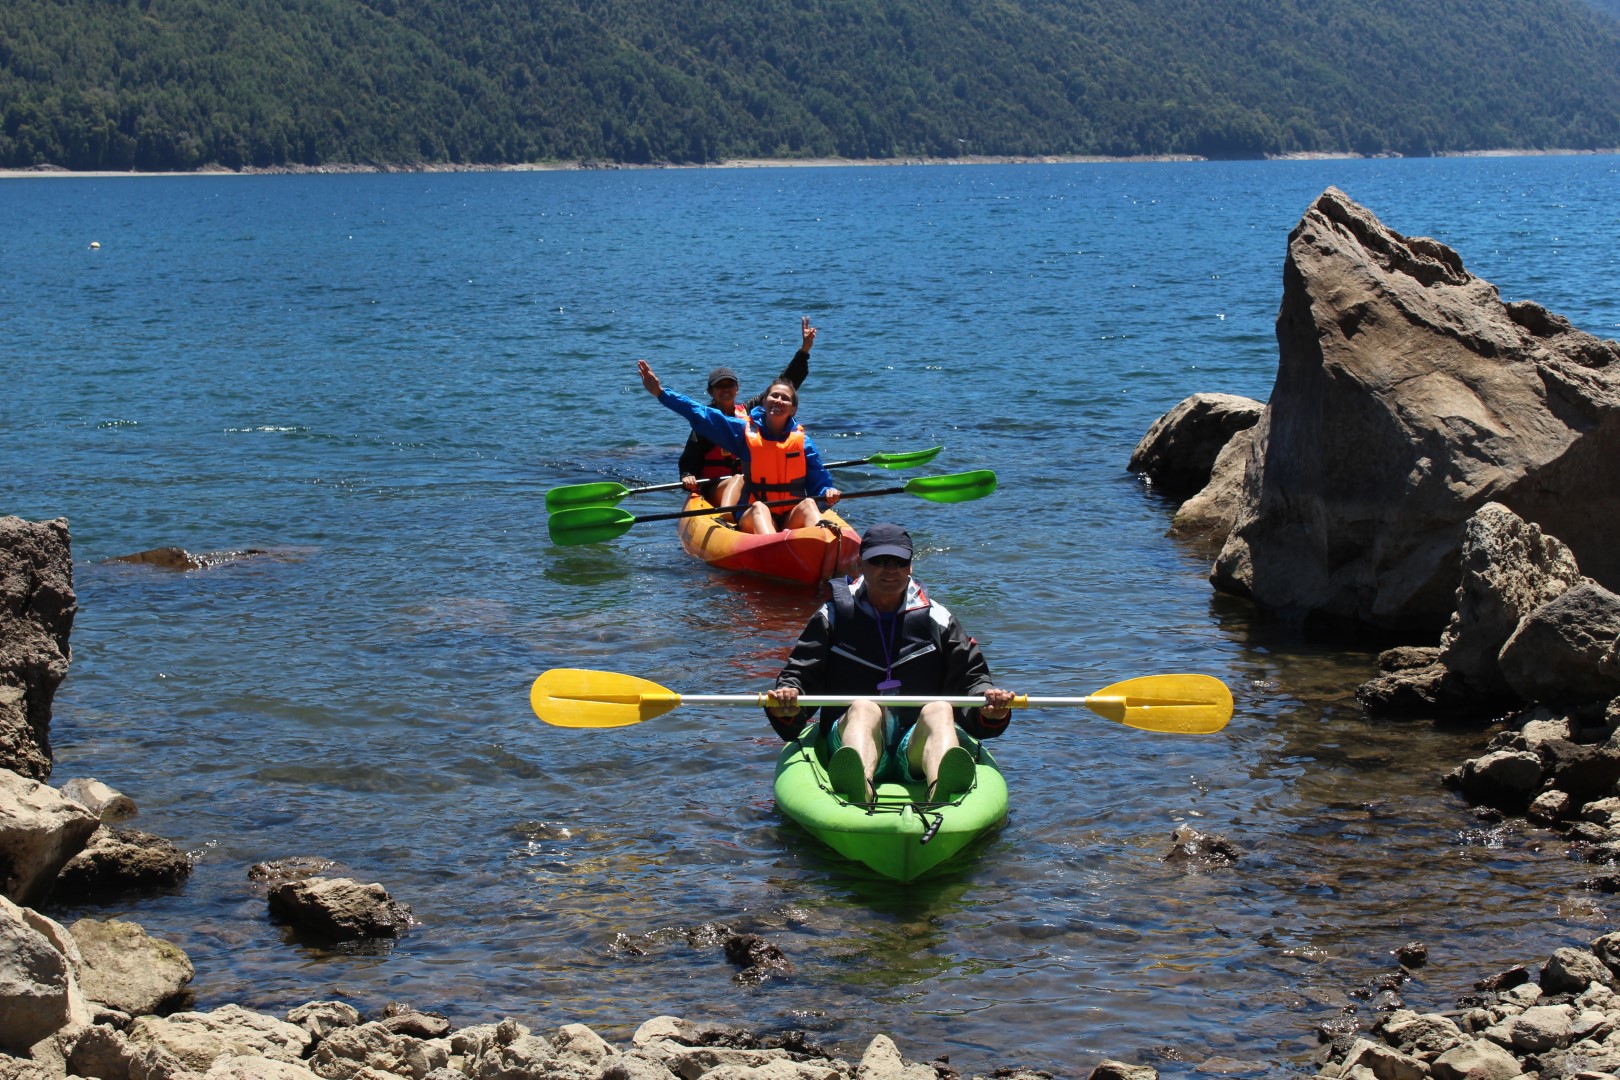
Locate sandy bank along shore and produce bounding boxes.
[4,148,1617,179]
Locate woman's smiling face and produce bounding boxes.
[761,381,797,430]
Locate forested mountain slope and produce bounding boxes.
[4,0,1619,170]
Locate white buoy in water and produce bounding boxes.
[90,241,100,249]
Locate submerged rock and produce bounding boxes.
[1162,824,1241,866]
[105,547,271,570]
[722,933,793,985]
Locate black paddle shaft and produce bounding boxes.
[628,486,906,526]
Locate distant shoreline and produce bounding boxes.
[2,146,1615,179]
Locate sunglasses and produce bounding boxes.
[865,555,911,569]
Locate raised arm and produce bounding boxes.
[778,317,814,390]
[638,360,750,455]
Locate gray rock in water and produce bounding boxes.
[57,778,137,823]
[1162,824,1240,866]
[52,826,193,904]
[1170,426,1257,548]
[1444,749,1544,812]
[1127,392,1264,500]
[267,877,411,942]
[105,547,271,570]
[1210,187,1620,636]
[248,856,342,885]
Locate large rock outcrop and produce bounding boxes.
[0,519,75,780]
[1209,187,1620,636]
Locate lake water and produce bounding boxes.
[4,155,1619,1077]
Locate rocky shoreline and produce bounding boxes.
[1123,187,1620,1077]
[7,185,1620,1079]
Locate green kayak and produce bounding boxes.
[772,731,1009,882]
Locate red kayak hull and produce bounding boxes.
[676,493,861,585]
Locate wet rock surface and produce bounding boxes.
[0,517,75,782]
[267,878,413,944]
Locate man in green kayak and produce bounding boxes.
[764,523,1015,803]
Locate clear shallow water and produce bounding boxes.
[3,156,1620,1077]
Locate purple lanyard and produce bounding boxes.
[876,610,902,694]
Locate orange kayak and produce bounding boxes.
[676,491,861,585]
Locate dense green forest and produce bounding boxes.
[4,0,1620,171]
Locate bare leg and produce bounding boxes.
[783,497,823,530]
[740,502,778,534]
[835,700,885,792]
[906,701,962,788]
[713,474,744,507]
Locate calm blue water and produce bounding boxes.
[4,156,1619,1077]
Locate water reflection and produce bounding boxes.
[542,547,637,589]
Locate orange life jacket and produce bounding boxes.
[743,420,807,508]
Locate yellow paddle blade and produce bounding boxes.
[1086,674,1233,734]
[529,668,682,728]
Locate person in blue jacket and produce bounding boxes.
[637,357,841,534]
[677,317,816,507]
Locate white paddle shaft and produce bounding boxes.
[677,694,1103,709]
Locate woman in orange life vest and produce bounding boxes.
[638,358,841,534]
[676,317,815,507]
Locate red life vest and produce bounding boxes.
[743,420,808,508]
[697,404,746,479]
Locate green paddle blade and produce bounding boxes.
[545,481,633,513]
[904,469,997,503]
[867,445,944,469]
[548,505,637,546]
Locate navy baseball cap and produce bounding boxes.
[860,523,913,561]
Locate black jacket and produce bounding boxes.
[768,577,1008,743]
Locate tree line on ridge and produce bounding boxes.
[3,0,1620,171]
